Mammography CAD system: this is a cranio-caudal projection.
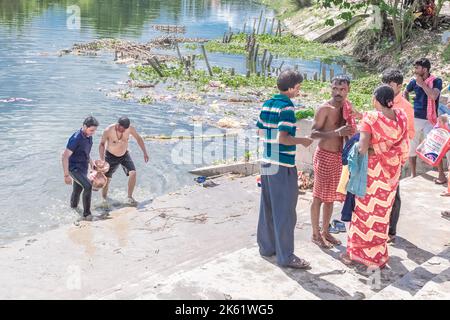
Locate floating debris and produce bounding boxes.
[216,117,245,129]
[60,36,209,65]
[151,24,186,33]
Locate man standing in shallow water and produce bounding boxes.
[62,116,99,221]
[310,75,359,248]
[99,116,149,206]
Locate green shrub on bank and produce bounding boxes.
[186,33,343,62]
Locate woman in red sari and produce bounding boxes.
[342,85,409,268]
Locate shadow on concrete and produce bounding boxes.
[262,252,366,299]
[312,237,438,295]
[391,236,435,265]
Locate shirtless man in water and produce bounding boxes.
[99,116,149,205]
[310,75,360,248]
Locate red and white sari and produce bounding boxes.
[346,109,409,268]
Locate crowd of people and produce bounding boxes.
[256,57,449,270]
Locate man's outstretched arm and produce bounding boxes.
[130,126,149,163]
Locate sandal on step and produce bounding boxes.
[312,235,333,249]
[285,256,311,270]
[322,232,342,246]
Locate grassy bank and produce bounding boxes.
[186,33,343,62]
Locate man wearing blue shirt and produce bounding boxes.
[404,58,444,182]
[61,116,99,221]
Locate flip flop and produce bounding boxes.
[440,192,450,197]
[332,219,347,233]
[328,224,340,234]
[442,211,450,218]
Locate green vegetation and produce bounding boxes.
[131,61,379,112]
[256,0,311,19]
[295,108,315,120]
[131,63,277,89]
[139,95,154,104]
[443,43,450,63]
[186,33,343,62]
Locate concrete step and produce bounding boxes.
[90,171,450,300]
[370,248,450,300]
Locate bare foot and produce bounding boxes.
[312,234,333,249]
[340,253,353,266]
[322,232,342,246]
[387,235,396,243]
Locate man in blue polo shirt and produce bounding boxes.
[404,58,444,182]
[61,116,99,220]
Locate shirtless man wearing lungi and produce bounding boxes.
[310,75,359,248]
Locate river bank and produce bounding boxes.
[0,171,448,299]
[265,0,450,81]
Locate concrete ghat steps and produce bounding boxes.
[370,248,450,300]
[91,172,450,300]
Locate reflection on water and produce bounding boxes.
[0,0,278,244]
[0,0,350,244]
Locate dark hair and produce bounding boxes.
[277,70,303,91]
[83,116,99,128]
[331,74,351,86]
[118,116,131,129]
[381,68,404,85]
[414,58,431,72]
[374,85,395,108]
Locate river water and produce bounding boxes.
[0,0,347,244]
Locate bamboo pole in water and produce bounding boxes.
[152,56,162,69]
[270,18,275,34]
[261,49,268,76]
[276,20,281,36]
[148,59,164,77]
[262,18,268,34]
[303,73,308,81]
[175,43,184,63]
[256,10,263,34]
[330,68,335,81]
[266,53,273,70]
[322,66,327,82]
[200,44,213,76]
[253,44,260,64]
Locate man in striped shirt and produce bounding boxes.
[256,70,313,269]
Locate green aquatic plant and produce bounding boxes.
[295,108,315,120]
[186,33,343,62]
[132,62,277,89]
[139,95,154,104]
[131,62,378,111]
